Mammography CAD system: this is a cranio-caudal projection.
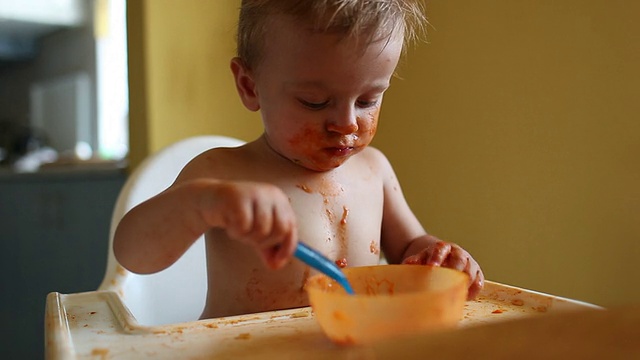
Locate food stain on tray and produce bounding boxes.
[91,348,109,359]
[289,310,310,318]
[234,333,251,340]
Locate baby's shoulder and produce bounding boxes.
[357,146,394,172]
[176,144,253,181]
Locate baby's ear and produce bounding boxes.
[230,57,260,111]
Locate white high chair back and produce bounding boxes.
[98,135,245,326]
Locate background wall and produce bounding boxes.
[128,0,640,307]
[376,0,640,307]
[127,0,261,169]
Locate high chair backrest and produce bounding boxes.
[98,135,245,326]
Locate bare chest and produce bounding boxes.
[282,174,384,267]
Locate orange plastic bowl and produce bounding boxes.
[305,265,469,345]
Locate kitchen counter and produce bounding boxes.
[1,165,126,359]
[0,160,126,181]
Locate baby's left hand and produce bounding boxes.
[402,240,484,300]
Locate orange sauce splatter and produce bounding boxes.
[116,265,126,275]
[300,266,311,291]
[337,205,349,254]
[296,184,312,193]
[290,311,309,318]
[340,206,349,225]
[335,335,356,345]
[369,240,380,255]
[365,278,395,295]
[245,269,262,301]
[325,208,335,222]
[91,348,109,359]
[333,311,348,321]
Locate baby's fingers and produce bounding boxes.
[425,241,452,266]
[442,245,468,272]
[257,202,297,269]
[467,269,484,300]
[401,253,423,265]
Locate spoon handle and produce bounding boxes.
[295,242,354,295]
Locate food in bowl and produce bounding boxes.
[305,264,469,345]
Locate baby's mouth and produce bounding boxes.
[325,146,355,157]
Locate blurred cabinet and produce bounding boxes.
[0,0,87,60]
[0,167,125,359]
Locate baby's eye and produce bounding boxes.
[356,99,379,108]
[299,98,329,110]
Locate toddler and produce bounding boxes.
[114,0,484,319]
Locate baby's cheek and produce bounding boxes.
[358,108,380,144]
[288,125,319,155]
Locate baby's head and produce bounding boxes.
[237,0,426,71]
[232,1,427,172]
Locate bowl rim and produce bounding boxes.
[304,264,470,299]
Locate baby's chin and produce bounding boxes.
[289,156,352,172]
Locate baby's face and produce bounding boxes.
[251,16,403,172]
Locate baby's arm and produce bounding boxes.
[113,176,298,274]
[371,148,484,299]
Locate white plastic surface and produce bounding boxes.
[45,281,601,359]
[98,135,245,326]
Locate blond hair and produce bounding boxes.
[237,0,427,69]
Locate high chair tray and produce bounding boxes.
[45,281,607,359]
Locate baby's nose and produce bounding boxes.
[326,107,359,134]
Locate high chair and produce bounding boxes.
[46,135,616,359]
[98,135,245,326]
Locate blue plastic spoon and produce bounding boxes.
[295,241,355,295]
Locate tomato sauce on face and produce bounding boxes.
[285,105,380,171]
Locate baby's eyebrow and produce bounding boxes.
[285,80,390,94]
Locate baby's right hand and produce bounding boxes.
[201,181,298,269]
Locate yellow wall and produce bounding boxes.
[128,1,639,307]
[376,0,640,306]
[127,0,262,168]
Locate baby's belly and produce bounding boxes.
[203,250,313,318]
[201,230,381,318]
